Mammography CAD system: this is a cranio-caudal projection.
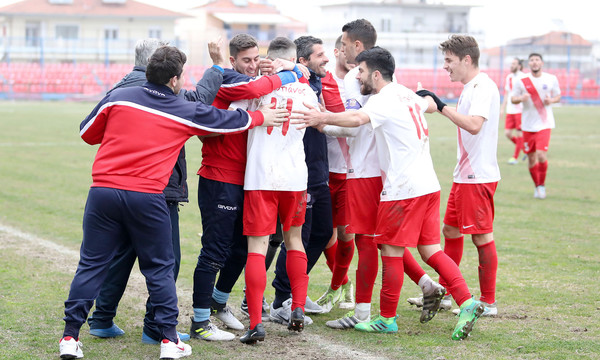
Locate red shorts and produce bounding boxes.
[329,172,348,227]
[523,129,551,154]
[374,192,441,248]
[505,113,522,130]
[443,182,497,235]
[243,190,307,236]
[346,177,382,235]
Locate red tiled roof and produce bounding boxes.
[0,0,188,18]
[509,31,592,47]
[196,0,279,14]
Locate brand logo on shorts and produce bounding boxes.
[218,204,238,211]
[462,224,475,229]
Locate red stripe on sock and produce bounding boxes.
[355,234,379,304]
[287,250,309,311]
[380,256,404,318]
[477,241,497,304]
[331,238,354,290]
[403,248,426,285]
[427,250,471,306]
[245,253,266,329]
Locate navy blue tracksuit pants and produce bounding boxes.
[192,176,246,309]
[272,183,333,302]
[63,187,178,342]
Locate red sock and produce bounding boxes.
[323,240,338,273]
[477,241,497,304]
[355,234,379,304]
[402,248,425,285]
[245,253,266,329]
[513,136,523,159]
[380,256,404,318]
[287,250,309,311]
[509,135,517,145]
[439,236,464,291]
[427,250,471,307]
[529,163,540,186]
[538,161,548,186]
[331,238,354,290]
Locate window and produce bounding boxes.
[56,25,78,40]
[381,17,391,32]
[25,21,41,47]
[248,24,259,38]
[104,27,118,40]
[149,27,161,39]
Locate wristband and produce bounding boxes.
[212,64,224,73]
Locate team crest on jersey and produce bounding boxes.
[345,99,362,110]
[543,84,548,90]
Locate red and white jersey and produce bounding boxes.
[362,82,441,201]
[344,66,380,179]
[231,82,319,191]
[504,71,524,114]
[325,71,350,174]
[512,72,560,132]
[454,72,501,184]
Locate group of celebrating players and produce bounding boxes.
[58,16,560,360]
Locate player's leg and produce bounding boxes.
[126,191,190,357]
[61,188,126,359]
[190,177,239,341]
[473,233,498,316]
[535,129,551,199]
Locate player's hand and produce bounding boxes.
[543,94,552,105]
[208,37,225,68]
[521,93,531,102]
[258,102,288,127]
[259,58,274,75]
[295,64,310,79]
[290,102,325,130]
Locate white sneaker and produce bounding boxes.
[59,337,83,359]
[159,338,192,359]
[339,280,355,309]
[536,185,546,199]
[316,286,342,313]
[304,295,324,314]
[534,187,539,198]
[481,301,498,316]
[189,319,235,341]
[212,305,244,331]
[269,298,313,325]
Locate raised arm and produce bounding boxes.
[291,102,370,130]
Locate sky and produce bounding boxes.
[0,0,596,47]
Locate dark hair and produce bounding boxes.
[146,46,186,85]
[355,46,394,81]
[294,35,323,62]
[267,36,296,60]
[341,19,377,49]
[229,33,258,59]
[515,57,524,70]
[528,53,543,61]
[439,34,480,67]
[335,35,342,50]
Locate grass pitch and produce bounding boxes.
[0,102,599,359]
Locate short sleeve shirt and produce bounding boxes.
[454,72,501,184]
[512,72,560,132]
[505,71,524,114]
[362,82,441,201]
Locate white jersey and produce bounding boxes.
[326,72,349,174]
[454,72,501,184]
[362,82,441,201]
[512,72,560,132]
[504,71,524,114]
[231,81,319,191]
[344,66,380,179]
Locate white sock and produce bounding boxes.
[355,302,371,320]
[418,274,434,294]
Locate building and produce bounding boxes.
[0,0,186,64]
[313,0,478,69]
[177,0,306,65]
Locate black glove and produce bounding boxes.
[416,89,447,112]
